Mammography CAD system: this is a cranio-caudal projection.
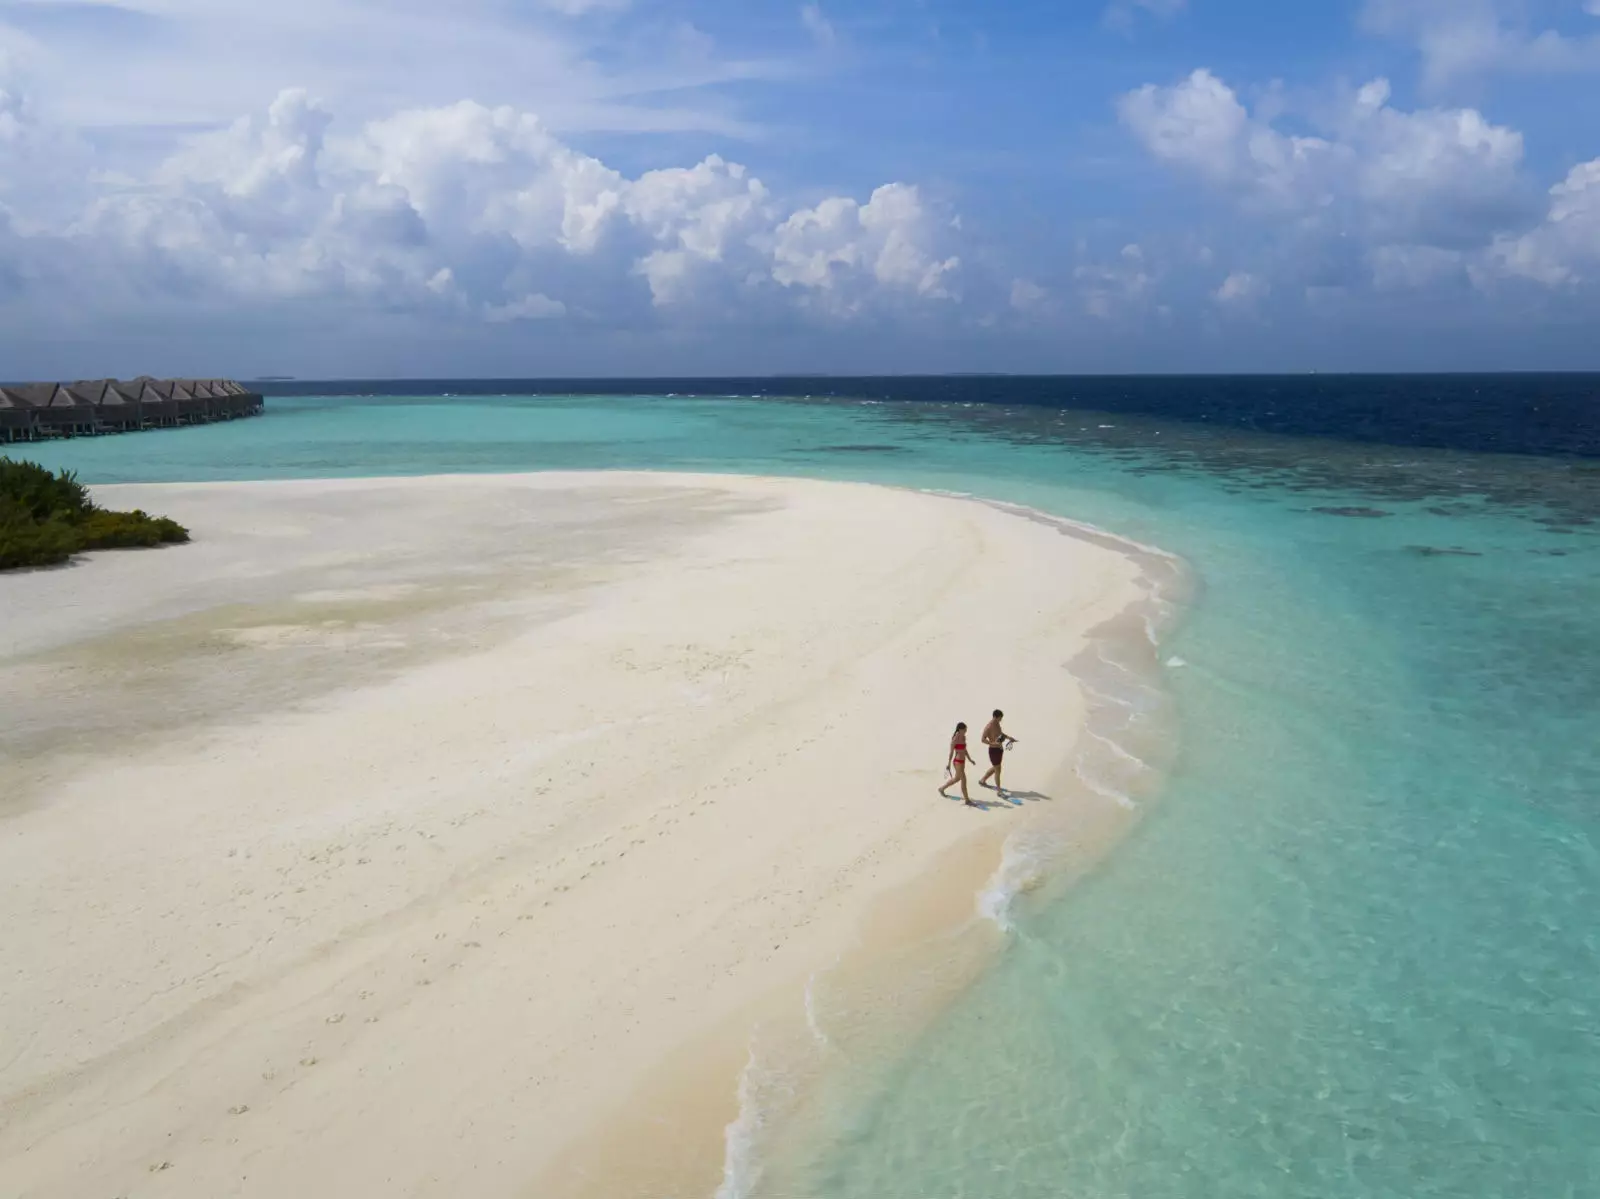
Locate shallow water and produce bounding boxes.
[18,387,1599,1198]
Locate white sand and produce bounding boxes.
[0,472,1150,1198]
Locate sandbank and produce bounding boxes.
[0,472,1166,1197]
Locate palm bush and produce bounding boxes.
[0,458,189,570]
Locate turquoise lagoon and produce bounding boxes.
[21,391,1599,1198]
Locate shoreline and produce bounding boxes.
[0,471,1182,1198]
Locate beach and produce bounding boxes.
[0,471,1155,1197]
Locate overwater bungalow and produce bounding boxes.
[68,380,133,433]
[100,381,146,431]
[0,388,42,442]
[33,385,98,437]
[0,377,263,443]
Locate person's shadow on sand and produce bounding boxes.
[972,777,1049,803]
[950,787,1054,810]
[999,789,1052,804]
[946,793,1009,812]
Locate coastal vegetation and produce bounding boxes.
[0,458,188,570]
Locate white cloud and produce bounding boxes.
[159,88,334,207]
[1121,65,1600,302]
[800,4,837,46]
[772,184,960,312]
[1009,278,1050,313]
[1,87,963,329]
[347,101,626,255]
[1119,69,1279,187]
[1361,0,1600,92]
[1075,244,1152,318]
[1214,271,1269,306]
[625,156,772,305]
[1489,158,1600,285]
[0,76,29,146]
[1120,69,1530,247]
[0,53,98,226]
[1367,244,1466,291]
[484,293,567,321]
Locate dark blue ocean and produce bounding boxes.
[261,373,1600,458]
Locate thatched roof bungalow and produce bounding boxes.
[123,380,172,426]
[0,377,262,442]
[0,388,42,440]
[170,380,207,423]
[86,381,145,431]
[29,385,98,436]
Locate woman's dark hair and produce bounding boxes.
[954,722,967,733]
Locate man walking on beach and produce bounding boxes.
[979,710,1012,795]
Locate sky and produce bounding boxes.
[2,0,1600,377]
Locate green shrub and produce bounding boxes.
[0,458,190,570]
[78,508,191,550]
[0,500,77,569]
[0,458,93,522]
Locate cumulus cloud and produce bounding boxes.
[484,293,568,322]
[771,184,961,312]
[1009,278,1050,314]
[1214,271,1269,306]
[1489,159,1600,286]
[0,73,29,146]
[69,90,441,306]
[0,86,962,331]
[1120,69,1532,249]
[0,55,98,226]
[1119,69,1268,187]
[1075,244,1153,318]
[1119,62,1600,310]
[1361,0,1600,92]
[624,156,772,305]
[1366,243,1467,291]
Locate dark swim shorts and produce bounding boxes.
[989,746,1004,766]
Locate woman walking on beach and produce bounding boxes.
[939,722,978,807]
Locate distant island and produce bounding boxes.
[256,375,297,382]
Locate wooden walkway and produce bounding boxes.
[0,378,264,444]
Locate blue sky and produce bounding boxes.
[2,0,1599,376]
